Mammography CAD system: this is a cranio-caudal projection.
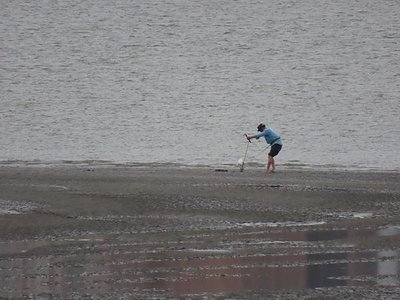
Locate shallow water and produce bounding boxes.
[1,0,399,170]
[0,225,399,298]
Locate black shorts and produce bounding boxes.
[268,144,282,157]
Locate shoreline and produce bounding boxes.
[0,165,399,298]
[1,159,399,173]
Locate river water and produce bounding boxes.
[1,0,399,170]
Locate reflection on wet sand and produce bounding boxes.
[378,227,400,287]
[1,226,400,298]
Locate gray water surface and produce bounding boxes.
[1,0,399,170]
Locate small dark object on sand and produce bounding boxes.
[215,169,228,172]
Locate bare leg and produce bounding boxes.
[268,155,276,173]
[266,155,272,172]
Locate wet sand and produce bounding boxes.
[0,164,400,299]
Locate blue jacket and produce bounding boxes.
[254,128,283,146]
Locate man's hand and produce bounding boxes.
[245,134,252,142]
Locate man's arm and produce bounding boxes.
[246,132,264,141]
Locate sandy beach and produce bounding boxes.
[0,164,400,299]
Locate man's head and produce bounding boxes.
[257,123,266,132]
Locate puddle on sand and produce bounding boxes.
[0,226,400,298]
[0,199,37,215]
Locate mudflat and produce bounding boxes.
[0,165,399,299]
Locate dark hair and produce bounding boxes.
[257,123,266,132]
